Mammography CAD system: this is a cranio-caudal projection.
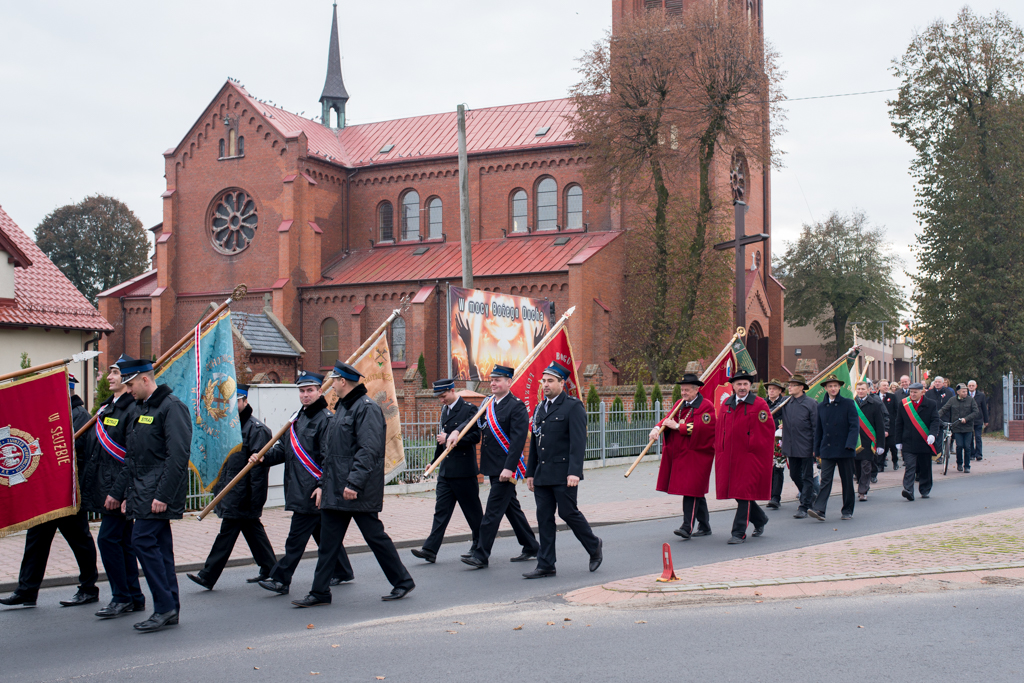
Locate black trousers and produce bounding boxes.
[731,500,768,539]
[533,484,600,572]
[268,511,353,586]
[813,458,856,517]
[889,444,900,467]
[788,457,818,511]
[473,477,538,562]
[770,467,785,503]
[310,510,414,601]
[15,508,97,600]
[198,518,277,586]
[96,514,144,605]
[682,496,710,533]
[132,519,178,614]
[902,451,933,497]
[423,475,483,554]
[857,459,873,495]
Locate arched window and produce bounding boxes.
[228,129,237,157]
[566,185,583,230]
[320,318,338,368]
[219,139,225,158]
[391,317,406,363]
[427,197,442,239]
[536,178,557,231]
[401,190,420,241]
[378,201,394,242]
[511,190,528,232]
[237,136,245,156]
[140,326,152,360]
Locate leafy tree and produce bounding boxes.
[569,5,785,382]
[650,383,664,417]
[889,8,1024,425]
[416,353,428,389]
[632,382,648,421]
[671,383,682,407]
[92,374,112,415]
[19,352,31,369]
[756,381,767,399]
[776,211,905,357]
[586,384,602,423]
[610,396,625,422]
[34,195,150,304]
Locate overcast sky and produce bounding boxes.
[1,0,1019,296]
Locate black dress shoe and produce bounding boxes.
[461,556,488,569]
[460,552,473,559]
[96,601,135,619]
[510,551,537,562]
[841,513,853,520]
[292,594,331,608]
[957,465,963,472]
[589,538,603,572]
[807,509,826,521]
[258,579,289,595]
[411,548,436,563]
[793,510,808,519]
[692,526,712,537]
[134,610,179,633]
[246,574,270,584]
[0,592,36,607]
[752,523,766,537]
[329,576,354,586]
[727,536,745,544]
[382,584,415,601]
[522,568,556,579]
[870,476,878,484]
[964,468,971,473]
[766,500,780,510]
[673,526,691,540]
[893,463,900,471]
[187,573,213,590]
[902,490,915,501]
[60,590,100,607]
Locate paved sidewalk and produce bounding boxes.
[2,437,1020,591]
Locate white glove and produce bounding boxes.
[876,447,885,455]
[896,444,902,451]
[774,428,782,438]
[926,435,935,445]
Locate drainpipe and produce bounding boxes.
[120,296,127,357]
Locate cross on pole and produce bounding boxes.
[713,200,768,332]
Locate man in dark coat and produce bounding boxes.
[853,381,887,501]
[411,378,483,563]
[926,377,954,408]
[108,358,192,633]
[809,374,859,521]
[764,379,787,509]
[292,362,414,607]
[255,372,353,596]
[0,375,100,609]
[895,382,942,500]
[523,362,602,578]
[188,384,277,589]
[715,373,774,543]
[967,380,989,462]
[780,374,820,518]
[86,355,146,618]
[939,383,980,472]
[463,365,539,569]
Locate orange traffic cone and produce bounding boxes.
[655,542,679,582]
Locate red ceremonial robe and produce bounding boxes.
[656,395,717,497]
[714,393,774,501]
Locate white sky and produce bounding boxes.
[1,0,1019,297]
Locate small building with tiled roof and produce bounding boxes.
[1,204,114,409]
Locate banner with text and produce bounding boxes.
[509,328,582,421]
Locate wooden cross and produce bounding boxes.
[713,200,769,331]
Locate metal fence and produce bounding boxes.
[1011,373,1024,422]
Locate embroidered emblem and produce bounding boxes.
[758,410,768,423]
[702,413,711,424]
[0,425,43,487]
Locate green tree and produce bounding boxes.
[650,383,664,418]
[586,384,601,423]
[92,374,112,415]
[889,8,1024,425]
[776,211,905,357]
[671,383,682,407]
[632,382,648,421]
[610,396,625,422]
[416,353,428,389]
[19,352,31,369]
[756,381,767,399]
[34,195,150,304]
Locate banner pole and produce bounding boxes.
[0,350,100,384]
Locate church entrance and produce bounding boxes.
[746,321,769,382]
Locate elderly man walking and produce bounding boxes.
[939,384,980,473]
[779,375,819,519]
[896,382,942,501]
[967,381,989,462]
[809,375,859,521]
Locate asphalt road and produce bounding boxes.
[4,468,1022,682]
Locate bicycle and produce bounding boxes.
[938,421,954,475]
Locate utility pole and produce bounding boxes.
[457,104,473,289]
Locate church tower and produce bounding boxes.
[320,2,349,129]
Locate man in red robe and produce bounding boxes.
[714,373,774,544]
[650,373,717,540]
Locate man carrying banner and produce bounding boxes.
[523,362,602,578]
[0,375,100,609]
[293,362,415,606]
[256,372,353,596]
[854,381,887,502]
[779,375,819,519]
[188,384,277,590]
[895,382,941,501]
[809,375,859,521]
[764,379,787,510]
[84,355,146,618]
[715,373,774,544]
[462,365,539,569]
[412,378,483,563]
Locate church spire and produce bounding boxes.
[320,2,349,129]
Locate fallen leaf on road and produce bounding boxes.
[635,620,646,624]
[857,625,864,628]
[833,528,838,531]
[307,624,315,629]
[453,621,465,625]
[447,630,458,634]
[564,618,571,621]
[754,592,762,596]
[795,607,801,609]
[247,647,253,650]
[755,600,763,603]
[513,625,523,631]
[311,673,320,676]
[376,678,386,681]
[254,667,259,670]
[331,644,339,648]
[586,624,591,627]
[547,621,555,625]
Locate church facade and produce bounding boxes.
[97,0,785,385]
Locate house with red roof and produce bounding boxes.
[0,204,114,409]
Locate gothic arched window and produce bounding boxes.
[321,318,338,368]
[401,190,420,241]
[535,178,557,231]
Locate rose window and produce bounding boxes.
[210,190,258,254]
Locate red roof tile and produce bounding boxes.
[315,232,622,287]
[0,205,114,331]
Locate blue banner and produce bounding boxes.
[155,310,242,491]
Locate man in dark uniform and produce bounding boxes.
[86,355,147,618]
[0,374,100,609]
[109,358,192,633]
[292,362,415,607]
[764,379,787,509]
[809,375,859,521]
[462,365,539,569]
[853,381,887,501]
[523,362,602,579]
[255,372,353,596]
[411,378,483,564]
[896,382,941,500]
[187,384,277,589]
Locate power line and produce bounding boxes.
[785,88,898,102]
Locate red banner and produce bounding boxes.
[703,349,739,416]
[0,367,78,537]
[509,328,581,422]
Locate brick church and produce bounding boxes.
[97,0,784,386]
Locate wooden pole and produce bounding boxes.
[0,350,100,384]
[457,104,473,290]
[197,301,410,520]
[422,306,577,478]
[72,285,248,441]
[624,327,745,478]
